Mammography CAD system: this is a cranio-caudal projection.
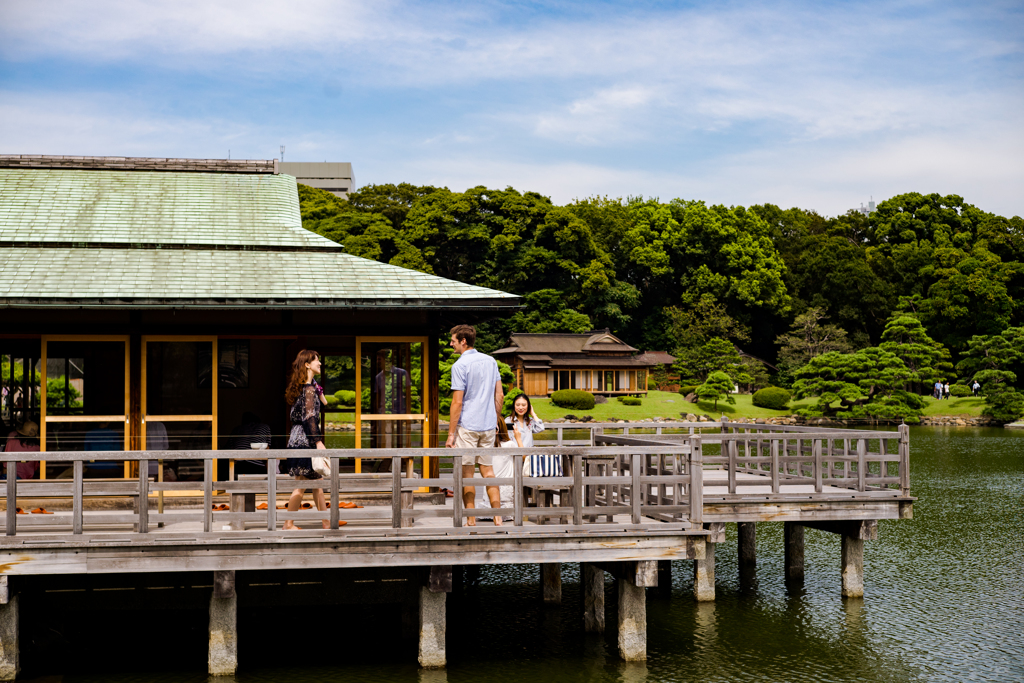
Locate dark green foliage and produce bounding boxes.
[296,185,1024,386]
[752,387,791,410]
[334,390,357,407]
[551,389,596,410]
[697,372,735,410]
[949,384,972,397]
[678,385,699,397]
[791,347,925,421]
[647,377,658,390]
[956,327,1024,422]
[617,396,642,406]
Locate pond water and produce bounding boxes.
[26,427,1024,682]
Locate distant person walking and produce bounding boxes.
[282,350,334,531]
[943,382,951,400]
[973,380,981,396]
[445,324,504,527]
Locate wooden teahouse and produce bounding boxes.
[493,330,658,397]
[0,154,520,481]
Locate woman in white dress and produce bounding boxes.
[478,394,546,521]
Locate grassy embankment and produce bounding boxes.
[325,391,987,424]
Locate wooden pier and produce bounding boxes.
[0,421,913,678]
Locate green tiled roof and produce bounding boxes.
[0,248,519,307]
[0,168,338,250]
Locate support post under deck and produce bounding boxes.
[208,570,237,676]
[617,578,646,661]
[419,587,447,668]
[841,535,864,598]
[657,560,672,597]
[0,577,17,682]
[581,563,605,633]
[784,522,804,583]
[693,538,715,602]
[541,563,562,604]
[738,522,756,569]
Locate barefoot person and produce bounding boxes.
[282,349,335,530]
[445,324,504,526]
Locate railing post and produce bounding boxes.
[267,457,277,531]
[572,455,583,526]
[813,439,823,493]
[770,438,779,493]
[899,424,910,496]
[138,458,149,533]
[513,453,524,526]
[5,465,15,536]
[73,460,84,535]
[329,456,339,529]
[452,454,463,528]
[392,456,402,529]
[857,439,867,492]
[689,437,703,526]
[203,459,213,533]
[630,453,641,524]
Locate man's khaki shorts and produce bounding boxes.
[454,426,496,466]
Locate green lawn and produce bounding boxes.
[326,391,987,424]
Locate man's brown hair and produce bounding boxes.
[449,324,476,348]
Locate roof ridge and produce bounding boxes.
[0,155,277,174]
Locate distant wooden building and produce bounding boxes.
[492,330,658,397]
[0,154,518,481]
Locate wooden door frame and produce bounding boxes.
[39,335,131,479]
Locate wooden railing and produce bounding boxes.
[0,443,703,537]
[596,423,910,497]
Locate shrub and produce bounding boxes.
[949,384,972,398]
[325,395,340,408]
[752,386,791,410]
[618,396,642,406]
[679,385,699,397]
[647,377,658,390]
[334,389,357,406]
[550,389,596,411]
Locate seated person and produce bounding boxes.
[225,412,272,479]
[84,422,122,475]
[4,420,40,480]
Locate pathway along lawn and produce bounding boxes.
[324,392,988,424]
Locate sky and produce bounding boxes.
[1,0,1022,217]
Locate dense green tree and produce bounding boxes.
[878,312,952,389]
[673,337,745,383]
[697,371,736,410]
[791,348,925,421]
[956,327,1024,422]
[775,308,854,371]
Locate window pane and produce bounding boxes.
[42,420,124,479]
[146,341,213,415]
[46,341,125,417]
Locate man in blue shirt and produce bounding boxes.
[445,324,504,526]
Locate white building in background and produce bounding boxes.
[278,162,356,199]
[852,197,876,215]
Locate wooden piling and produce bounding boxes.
[418,587,447,668]
[693,538,715,602]
[784,522,804,583]
[581,563,605,633]
[541,563,562,604]
[841,535,864,598]
[0,577,17,682]
[617,578,647,661]
[738,522,756,569]
[208,570,237,676]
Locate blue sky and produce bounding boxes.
[1,0,1022,217]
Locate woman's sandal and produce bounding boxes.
[31,507,53,514]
